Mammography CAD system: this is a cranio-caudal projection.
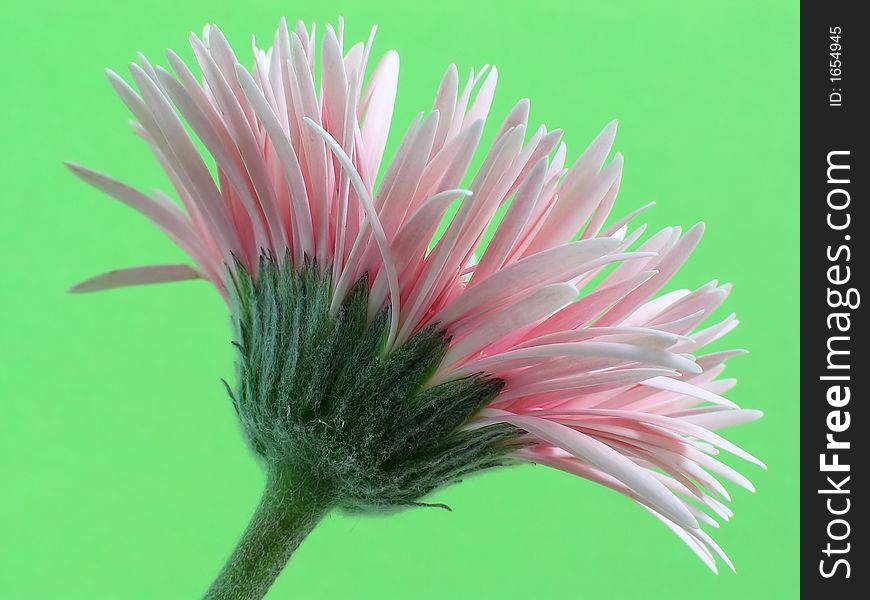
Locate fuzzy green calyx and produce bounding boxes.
[226,255,522,512]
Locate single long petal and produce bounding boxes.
[70,264,201,293]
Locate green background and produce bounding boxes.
[1,1,798,598]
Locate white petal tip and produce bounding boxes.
[683,360,703,375]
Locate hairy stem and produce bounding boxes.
[204,466,333,600]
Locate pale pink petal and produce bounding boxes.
[235,64,316,255]
[487,411,699,529]
[70,264,202,293]
[360,50,400,182]
[432,238,623,327]
[441,283,577,368]
[471,157,547,284]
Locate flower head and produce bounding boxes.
[69,17,762,577]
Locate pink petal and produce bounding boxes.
[70,264,202,293]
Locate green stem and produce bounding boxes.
[204,466,333,600]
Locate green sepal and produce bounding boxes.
[226,254,524,513]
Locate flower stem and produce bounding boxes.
[204,466,333,600]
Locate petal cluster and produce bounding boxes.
[69,18,762,571]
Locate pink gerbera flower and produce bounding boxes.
[68,17,763,599]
